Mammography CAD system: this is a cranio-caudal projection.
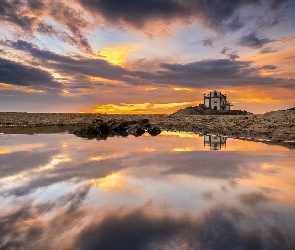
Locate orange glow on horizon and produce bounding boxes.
[92,101,199,114]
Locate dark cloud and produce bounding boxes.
[2,40,287,91]
[220,47,240,60]
[0,57,61,91]
[2,40,126,86]
[261,65,277,70]
[48,1,92,52]
[228,52,240,60]
[259,46,279,54]
[221,47,231,54]
[184,0,259,32]
[147,59,279,88]
[237,32,275,48]
[285,55,295,60]
[0,0,92,52]
[268,0,290,10]
[78,0,260,33]
[78,0,189,29]
[27,0,45,11]
[198,37,216,47]
[226,15,245,31]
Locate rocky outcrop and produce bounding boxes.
[173,104,250,115]
[73,118,161,139]
[0,109,294,144]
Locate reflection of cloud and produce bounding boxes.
[76,204,295,250]
[88,154,122,162]
[173,147,194,152]
[0,185,91,249]
[89,172,137,193]
[133,151,273,180]
[0,150,10,155]
[160,131,199,138]
[0,149,60,179]
[1,198,295,250]
[202,191,213,200]
[238,191,271,207]
[0,154,71,195]
[143,147,156,152]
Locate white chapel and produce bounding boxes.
[203,90,232,111]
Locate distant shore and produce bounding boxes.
[0,111,294,147]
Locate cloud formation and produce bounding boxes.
[259,46,279,54]
[2,39,289,95]
[268,0,290,10]
[77,0,260,33]
[0,57,61,91]
[220,47,240,60]
[0,0,92,52]
[198,37,216,47]
[237,32,275,49]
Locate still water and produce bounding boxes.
[0,132,294,250]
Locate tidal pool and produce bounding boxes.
[0,132,294,250]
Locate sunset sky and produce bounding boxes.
[0,0,294,114]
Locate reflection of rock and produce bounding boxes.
[204,135,227,150]
[73,118,161,139]
[126,124,145,137]
[148,127,161,137]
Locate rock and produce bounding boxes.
[73,118,160,139]
[107,119,137,132]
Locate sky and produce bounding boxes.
[0,0,294,114]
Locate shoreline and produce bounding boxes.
[0,111,294,148]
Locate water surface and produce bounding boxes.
[0,132,294,249]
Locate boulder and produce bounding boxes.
[73,118,161,139]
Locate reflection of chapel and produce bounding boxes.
[204,90,232,110]
[204,135,227,151]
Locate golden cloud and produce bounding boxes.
[0,83,44,93]
[92,45,139,66]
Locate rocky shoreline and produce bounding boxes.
[0,110,294,147]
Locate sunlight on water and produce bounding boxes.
[0,132,294,249]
